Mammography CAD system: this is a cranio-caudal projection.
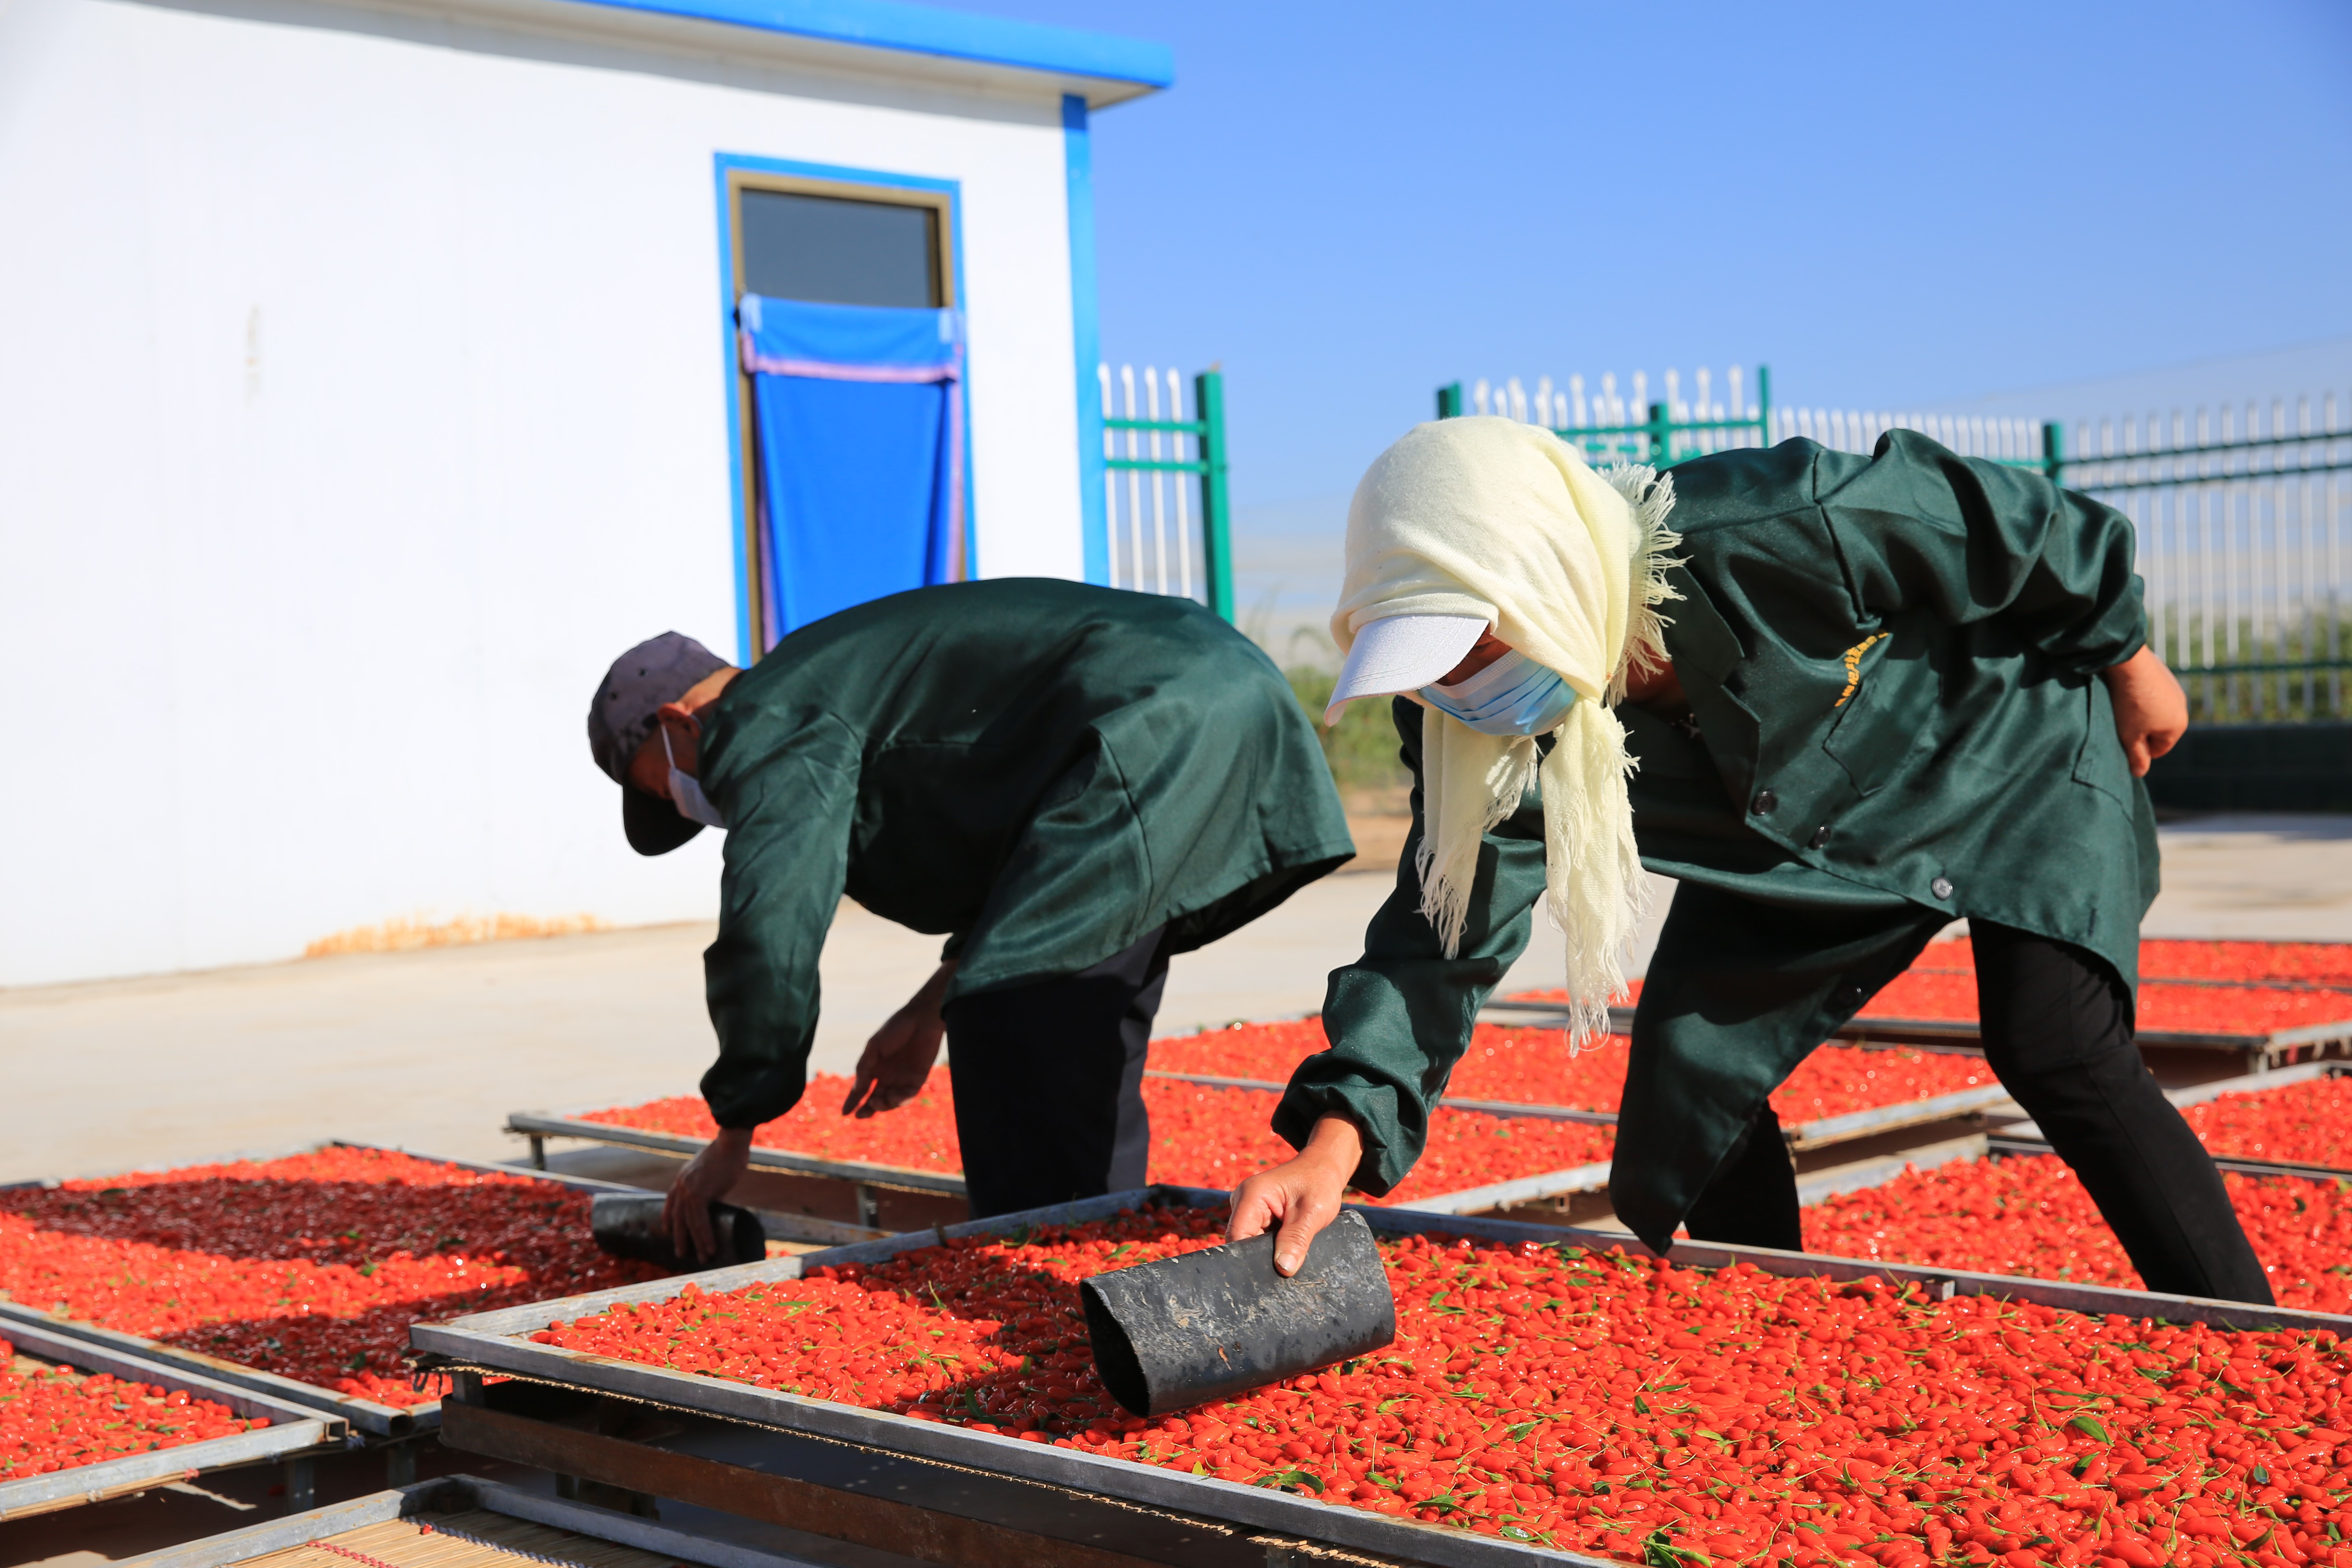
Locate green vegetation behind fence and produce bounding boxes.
[1285,668,1412,809]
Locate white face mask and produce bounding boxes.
[663,726,726,829]
[1420,648,1581,737]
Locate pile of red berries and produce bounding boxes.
[585,1078,1615,1205]
[531,1204,2352,1563]
[2137,942,2352,988]
[585,1075,962,1173]
[1153,1023,1995,1123]
[1528,940,2352,1038]
[0,1339,265,1478]
[1804,1155,2352,1312]
[1146,1082,1615,1203]
[1814,940,2351,1036]
[0,1147,655,1407]
[1857,977,2352,1037]
[2184,1078,2352,1171]
[1150,1020,1335,1082]
[1543,968,2352,1044]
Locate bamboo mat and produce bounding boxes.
[233,1509,690,1568]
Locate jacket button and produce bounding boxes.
[1834,983,1865,1009]
[1809,825,1832,849]
[1931,876,1955,900]
[1752,789,1777,815]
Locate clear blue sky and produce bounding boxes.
[982,0,2351,516]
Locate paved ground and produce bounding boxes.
[2,815,2346,1185]
[2137,814,2352,937]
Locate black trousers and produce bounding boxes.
[941,927,1169,1219]
[1686,919,2274,1305]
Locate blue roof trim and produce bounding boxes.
[558,0,1173,87]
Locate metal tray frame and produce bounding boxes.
[0,1314,341,1522]
[410,1184,2352,1568]
[0,1140,773,1439]
[120,1471,827,1568]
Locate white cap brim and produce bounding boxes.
[1324,614,1486,725]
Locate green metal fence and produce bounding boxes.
[1100,365,1233,621]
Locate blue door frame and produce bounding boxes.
[713,153,971,662]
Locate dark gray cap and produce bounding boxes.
[588,632,732,857]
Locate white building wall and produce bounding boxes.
[0,0,1089,984]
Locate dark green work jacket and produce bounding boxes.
[695,578,1356,1130]
[1277,434,2158,1245]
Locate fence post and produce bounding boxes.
[1194,370,1235,623]
[1756,364,1772,447]
[2041,421,2065,484]
[1436,382,1463,420]
[1646,402,1670,466]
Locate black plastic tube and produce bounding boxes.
[589,1193,765,1272]
[1081,1208,1396,1417]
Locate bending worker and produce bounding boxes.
[1232,415,2272,1306]
[586,579,1354,1254]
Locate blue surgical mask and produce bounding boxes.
[663,726,726,829]
[1420,649,1581,737]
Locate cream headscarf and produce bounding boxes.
[1331,416,1682,1044]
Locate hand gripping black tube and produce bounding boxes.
[1081,1208,1396,1417]
[589,1192,765,1272]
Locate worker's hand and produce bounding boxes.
[666,1127,753,1263]
[1228,1114,1365,1278]
[2101,645,2189,777]
[843,962,956,1119]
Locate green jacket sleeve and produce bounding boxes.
[1272,699,1550,1195]
[698,715,860,1129]
[1823,430,2146,673]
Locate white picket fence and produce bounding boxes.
[1098,363,1201,599]
[1469,368,2351,720]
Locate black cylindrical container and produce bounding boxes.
[589,1192,766,1272]
[1081,1208,1395,1417]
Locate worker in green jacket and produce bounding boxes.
[585,579,1355,1256]
[1231,416,2272,1305]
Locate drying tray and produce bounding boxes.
[0,1312,341,1523]
[408,1184,2352,1568]
[0,1140,858,1440]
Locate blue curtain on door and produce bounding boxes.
[738,294,964,647]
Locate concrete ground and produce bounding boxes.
[3,815,2348,1185]
[2136,814,2352,937]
